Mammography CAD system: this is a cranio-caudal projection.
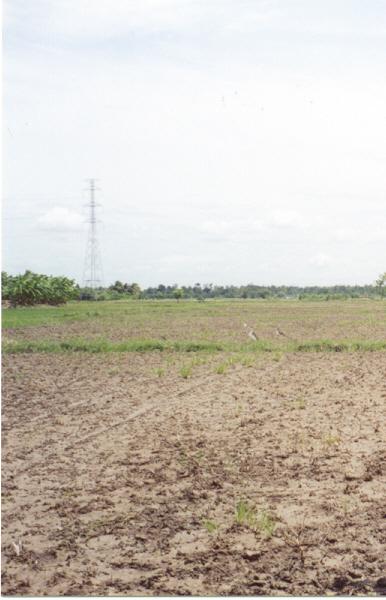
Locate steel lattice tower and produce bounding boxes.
[82,179,103,291]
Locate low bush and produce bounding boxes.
[2,271,78,307]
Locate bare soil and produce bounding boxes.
[2,351,386,595]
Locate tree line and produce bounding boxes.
[2,271,385,306]
[100,278,386,301]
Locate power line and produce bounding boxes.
[82,179,104,293]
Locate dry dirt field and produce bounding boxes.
[2,300,386,595]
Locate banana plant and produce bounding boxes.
[4,271,78,307]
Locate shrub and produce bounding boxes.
[3,271,78,307]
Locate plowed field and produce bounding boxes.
[2,300,386,595]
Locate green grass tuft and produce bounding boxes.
[235,500,256,527]
[2,338,227,355]
[234,501,276,537]
[3,336,386,355]
[179,365,192,379]
[203,519,219,534]
[294,339,386,352]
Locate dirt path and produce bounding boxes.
[2,352,386,595]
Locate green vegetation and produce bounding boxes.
[103,281,141,300]
[239,354,256,367]
[295,340,386,352]
[375,272,386,298]
[234,501,276,537]
[2,338,226,355]
[83,282,384,300]
[2,306,87,329]
[173,287,184,302]
[257,510,276,538]
[3,270,386,305]
[215,362,228,374]
[3,295,386,331]
[3,296,386,356]
[131,282,383,300]
[203,519,219,534]
[3,336,386,355]
[2,271,77,307]
[235,500,256,527]
[179,364,193,378]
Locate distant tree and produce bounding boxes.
[109,280,125,294]
[126,283,141,298]
[136,281,380,300]
[1,271,13,300]
[2,271,10,286]
[173,287,184,302]
[375,272,386,297]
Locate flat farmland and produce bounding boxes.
[2,299,386,595]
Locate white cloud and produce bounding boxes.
[332,227,357,242]
[308,253,332,268]
[201,219,265,242]
[158,254,192,266]
[37,207,84,231]
[332,226,386,243]
[158,252,219,266]
[155,252,221,279]
[200,211,316,242]
[268,210,311,229]
[4,0,280,41]
[6,0,384,45]
[49,0,197,37]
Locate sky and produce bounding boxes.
[3,0,386,287]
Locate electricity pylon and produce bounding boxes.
[82,179,103,294]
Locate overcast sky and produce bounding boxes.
[3,0,386,287]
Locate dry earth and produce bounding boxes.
[2,351,386,595]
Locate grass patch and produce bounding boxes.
[235,500,256,527]
[234,500,276,537]
[1,302,119,329]
[179,364,193,379]
[239,354,256,367]
[215,362,228,375]
[2,338,227,355]
[203,520,219,534]
[294,340,386,352]
[3,336,386,355]
[258,510,276,538]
